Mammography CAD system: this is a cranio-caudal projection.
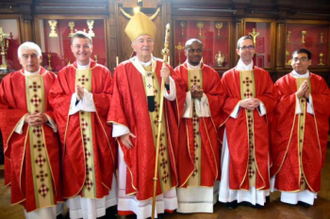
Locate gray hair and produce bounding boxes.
[71,31,93,45]
[237,35,254,49]
[185,38,203,50]
[17,42,42,59]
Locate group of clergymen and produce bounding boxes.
[0,11,329,219]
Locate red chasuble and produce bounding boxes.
[0,67,62,212]
[49,61,116,199]
[108,59,185,201]
[174,63,224,187]
[271,72,330,192]
[221,67,276,190]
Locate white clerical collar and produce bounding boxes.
[236,59,253,71]
[137,55,153,66]
[186,60,201,69]
[131,55,156,76]
[292,70,309,78]
[77,61,91,69]
[24,67,41,75]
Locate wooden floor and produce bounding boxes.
[1,147,330,219]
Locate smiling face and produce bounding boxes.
[291,52,311,75]
[132,34,154,62]
[71,37,93,65]
[185,41,203,66]
[19,49,42,72]
[236,38,255,65]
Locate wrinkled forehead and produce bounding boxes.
[135,34,154,42]
[21,49,39,55]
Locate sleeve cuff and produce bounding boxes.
[81,89,96,112]
[182,91,192,118]
[112,123,130,137]
[194,93,211,117]
[164,76,176,101]
[14,115,26,134]
[44,113,58,133]
[230,102,241,119]
[257,101,267,117]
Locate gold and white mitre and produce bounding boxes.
[125,12,157,42]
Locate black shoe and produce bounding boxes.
[240,201,263,208]
[225,200,238,209]
[298,201,311,208]
[266,195,270,202]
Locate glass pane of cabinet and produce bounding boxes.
[173,18,231,69]
[36,17,107,72]
[0,19,21,73]
[285,22,329,67]
[244,21,273,69]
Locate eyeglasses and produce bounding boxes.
[21,53,39,60]
[292,57,309,62]
[239,45,255,50]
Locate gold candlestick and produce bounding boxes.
[87,20,95,37]
[318,53,325,66]
[0,27,10,71]
[68,21,75,37]
[175,42,184,65]
[215,22,223,37]
[249,28,260,45]
[287,31,291,42]
[196,21,204,38]
[47,54,53,71]
[94,55,98,63]
[48,20,58,37]
[320,32,324,43]
[180,21,185,37]
[301,31,307,44]
[215,51,225,67]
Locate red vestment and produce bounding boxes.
[0,67,62,212]
[271,72,330,192]
[221,67,276,190]
[49,61,116,198]
[108,59,185,200]
[174,63,224,187]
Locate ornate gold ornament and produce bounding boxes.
[215,51,225,67]
[68,21,75,37]
[87,20,95,37]
[48,20,58,37]
[215,22,223,37]
[196,21,204,38]
[175,42,184,65]
[0,27,10,71]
